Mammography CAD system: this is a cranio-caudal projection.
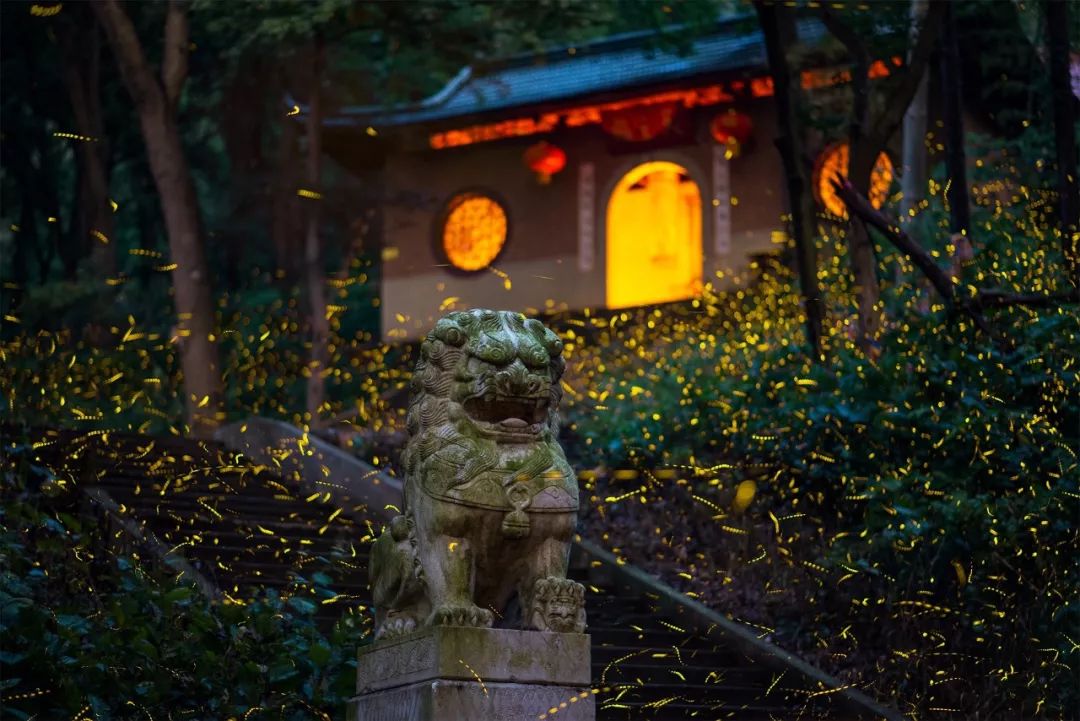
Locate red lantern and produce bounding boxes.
[523,141,567,184]
[710,110,753,157]
[601,102,679,143]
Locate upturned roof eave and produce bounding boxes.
[321,14,760,121]
[305,15,808,130]
[374,65,770,130]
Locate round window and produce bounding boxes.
[440,192,508,271]
[813,142,894,218]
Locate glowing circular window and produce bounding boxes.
[440,192,508,271]
[813,142,894,218]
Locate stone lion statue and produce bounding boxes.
[369,309,586,638]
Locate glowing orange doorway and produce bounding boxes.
[605,161,703,309]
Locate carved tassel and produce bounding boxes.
[502,483,531,538]
[501,509,530,538]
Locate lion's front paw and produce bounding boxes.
[377,612,419,640]
[529,577,586,633]
[430,604,495,628]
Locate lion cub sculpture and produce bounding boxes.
[369,309,586,639]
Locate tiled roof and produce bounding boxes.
[327,17,825,128]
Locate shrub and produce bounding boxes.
[561,137,1079,717]
[0,451,362,721]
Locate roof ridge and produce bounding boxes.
[476,12,759,73]
[322,14,761,122]
[316,15,826,128]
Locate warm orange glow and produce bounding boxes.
[606,162,703,309]
[431,85,734,149]
[601,103,679,142]
[709,110,753,156]
[814,142,894,218]
[750,77,775,98]
[801,68,852,90]
[523,141,567,183]
[441,193,507,271]
[428,57,903,151]
[431,114,560,149]
[800,56,898,91]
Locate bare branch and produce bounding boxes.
[832,178,954,301]
[832,178,996,337]
[162,0,190,111]
[974,289,1080,309]
[835,177,1077,340]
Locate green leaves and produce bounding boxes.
[163,586,194,604]
[562,131,1078,716]
[308,642,332,667]
[287,596,317,615]
[0,491,361,721]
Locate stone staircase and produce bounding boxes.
[583,583,809,718]
[9,426,888,720]
[14,427,367,630]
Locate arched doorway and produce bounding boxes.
[605,161,703,309]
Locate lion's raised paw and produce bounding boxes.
[430,604,495,628]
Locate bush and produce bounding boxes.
[561,137,1079,717]
[0,257,391,436]
[0,451,362,721]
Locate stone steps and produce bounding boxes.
[8,426,856,720]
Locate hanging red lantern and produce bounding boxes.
[523,141,567,184]
[601,102,679,143]
[710,110,753,157]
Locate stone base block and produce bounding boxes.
[348,679,595,721]
[350,627,594,721]
[357,627,591,692]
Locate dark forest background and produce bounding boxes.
[1,2,1078,720]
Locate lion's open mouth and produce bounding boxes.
[463,394,549,436]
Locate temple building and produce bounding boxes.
[317,16,898,340]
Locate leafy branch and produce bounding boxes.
[832,177,1079,339]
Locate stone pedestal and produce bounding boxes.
[348,627,594,721]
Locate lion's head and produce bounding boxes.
[404,310,566,478]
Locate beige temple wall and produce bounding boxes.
[379,104,786,341]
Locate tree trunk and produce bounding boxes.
[821,7,884,350]
[272,104,302,284]
[60,16,116,277]
[755,2,823,359]
[3,134,45,284]
[14,184,35,288]
[305,38,330,429]
[939,2,971,237]
[92,0,223,436]
[220,56,269,289]
[1045,0,1079,279]
[845,132,881,350]
[820,3,945,351]
[60,153,86,280]
[39,154,63,282]
[900,0,930,224]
